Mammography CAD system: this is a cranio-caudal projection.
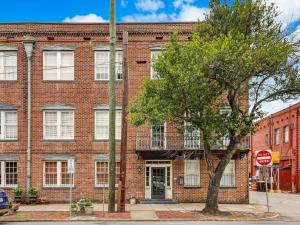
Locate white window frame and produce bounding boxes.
[275,128,280,145]
[94,161,120,188]
[43,110,74,140]
[220,160,236,187]
[94,51,123,81]
[284,126,289,143]
[43,161,74,188]
[94,110,122,140]
[150,51,161,79]
[43,51,74,81]
[184,121,200,149]
[184,159,200,187]
[150,123,166,149]
[0,111,18,140]
[0,51,17,81]
[0,161,18,187]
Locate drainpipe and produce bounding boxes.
[23,39,35,190]
[296,109,299,192]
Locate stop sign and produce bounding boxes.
[256,150,272,166]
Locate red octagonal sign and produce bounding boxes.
[256,150,272,166]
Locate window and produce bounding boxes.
[265,134,269,145]
[95,51,122,80]
[275,128,280,145]
[43,51,74,80]
[0,111,18,140]
[95,110,121,140]
[43,111,74,140]
[184,122,200,149]
[284,126,289,143]
[151,124,165,149]
[43,161,74,187]
[184,160,200,187]
[95,161,120,187]
[220,160,235,187]
[0,161,18,187]
[0,51,17,81]
[150,51,161,79]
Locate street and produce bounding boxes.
[2,191,300,225]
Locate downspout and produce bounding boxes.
[296,109,299,192]
[23,39,35,190]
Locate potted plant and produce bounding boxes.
[70,202,78,213]
[28,186,38,203]
[12,187,23,203]
[77,198,93,215]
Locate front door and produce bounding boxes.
[151,167,165,199]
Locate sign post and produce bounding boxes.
[256,150,272,213]
[67,159,75,217]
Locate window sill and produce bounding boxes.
[94,80,123,83]
[95,185,119,189]
[184,186,201,189]
[0,139,18,142]
[42,80,75,83]
[43,186,74,189]
[220,186,237,189]
[0,186,17,189]
[0,80,18,83]
[43,139,75,142]
[94,139,121,142]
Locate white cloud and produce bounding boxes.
[135,0,165,12]
[63,14,107,23]
[173,0,195,9]
[261,99,300,115]
[122,13,169,22]
[174,5,208,21]
[268,0,300,25]
[289,25,300,42]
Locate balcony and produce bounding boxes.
[135,132,250,152]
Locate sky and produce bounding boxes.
[0,0,300,115]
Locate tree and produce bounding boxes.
[129,0,300,215]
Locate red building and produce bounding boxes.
[251,102,300,192]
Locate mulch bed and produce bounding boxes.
[0,211,131,221]
[156,210,279,220]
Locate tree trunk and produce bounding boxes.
[203,174,222,214]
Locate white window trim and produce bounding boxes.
[284,126,289,143]
[43,110,74,140]
[184,121,200,149]
[94,161,120,188]
[184,159,200,187]
[150,123,167,149]
[0,161,18,188]
[0,111,18,140]
[43,161,74,188]
[94,51,123,81]
[0,51,17,81]
[275,128,280,145]
[94,110,121,140]
[43,51,74,81]
[220,160,236,187]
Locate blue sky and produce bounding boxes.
[1,0,300,115]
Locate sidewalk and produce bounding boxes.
[0,202,278,221]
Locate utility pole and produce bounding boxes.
[118,31,128,213]
[108,0,116,213]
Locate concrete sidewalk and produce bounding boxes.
[17,203,268,220]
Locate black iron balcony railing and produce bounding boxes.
[135,132,250,151]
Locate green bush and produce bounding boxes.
[28,186,38,197]
[12,187,23,197]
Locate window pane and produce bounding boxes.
[115,110,122,140]
[184,160,200,187]
[44,52,57,80]
[284,126,289,143]
[151,51,161,79]
[95,52,109,80]
[116,51,122,79]
[220,160,235,187]
[96,162,108,186]
[151,125,165,149]
[95,111,109,139]
[44,112,58,139]
[4,52,17,80]
[61,161,73,186]
[5,162,17,186]
[4,112,17,139]
[60,52,74,80]
[61,111,74,139]
[45,162,57,186]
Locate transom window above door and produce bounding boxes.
[43,51,74,81]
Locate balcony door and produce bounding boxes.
[151,124,166,149]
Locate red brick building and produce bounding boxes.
[0,22,249,203]
[250,102,300,192]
